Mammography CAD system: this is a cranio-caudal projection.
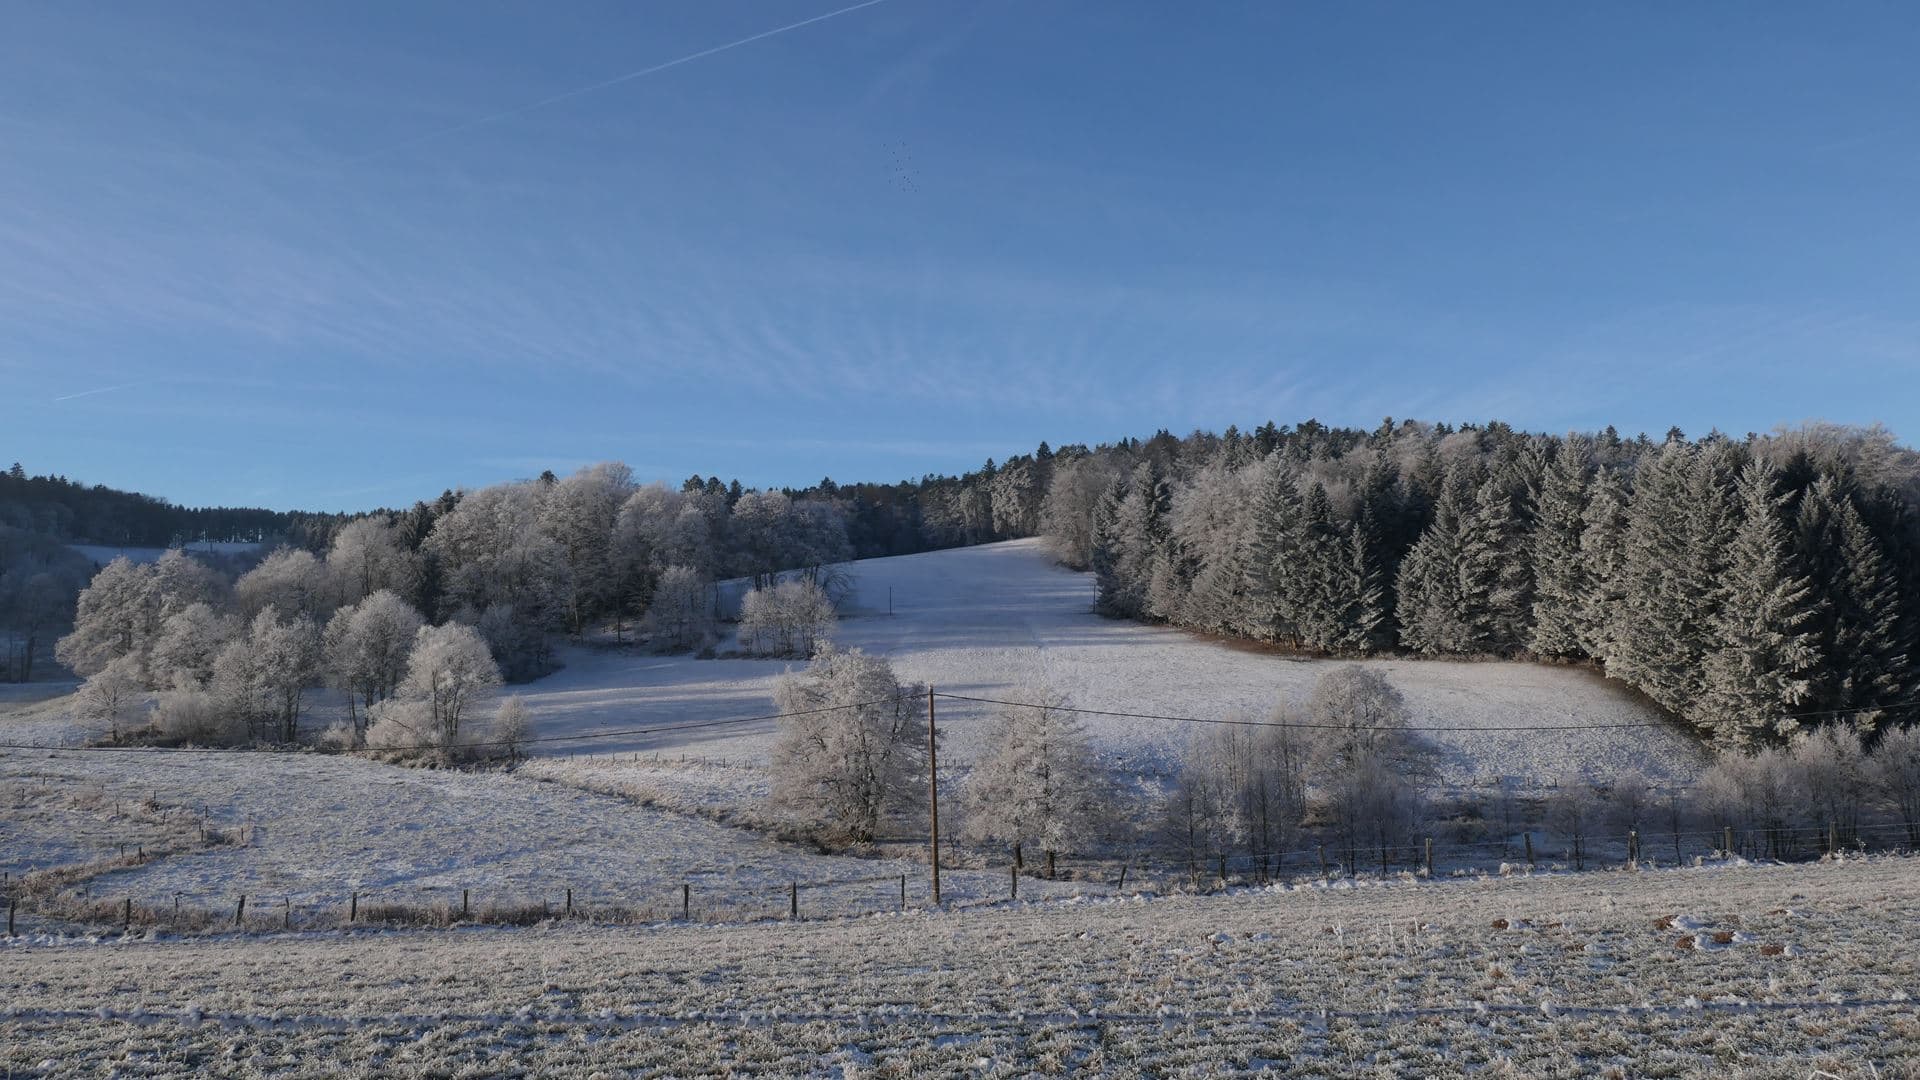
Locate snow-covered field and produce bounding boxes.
[0,750,1088,924]
[523,538,1705,789]
[4,857,1913,1076]
[0,539,1710,938]
[66,541,261,567]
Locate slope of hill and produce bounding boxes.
[521,539,1705,790]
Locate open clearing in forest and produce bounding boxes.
[517,538,1705,790]
[3,858,1914,1076]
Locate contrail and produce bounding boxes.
[360,0,897,159]
[51,379,162,403]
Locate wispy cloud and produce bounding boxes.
[357,0,901,160]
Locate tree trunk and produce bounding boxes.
[1046,850,1056,880]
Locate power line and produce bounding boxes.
[929,692,1669,733]
[931,692,1920,734]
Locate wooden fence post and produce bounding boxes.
[1116,863,1129,890]
[1317,844,1328,881]
[683,883,691,921]
[1010,864,1018,901]
[124,898,132,932]
[349,892,357,923]
[462,889,470,920]
[1524,833,1535,868]
[6,898,13,937]
[1628,830,1639,867]
[565,888,573,919]
[898,875,906,910]
[789,881,798,920]
[1723,826,1734,857]
[283,897,290,930]
[234,895,246,927]
[1424,838,1434,879]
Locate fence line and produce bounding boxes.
[5,821,1912,940]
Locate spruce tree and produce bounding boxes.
[1697,460,1824,747]
[1089,477,1127,617]
[1612,442,1702,714]
[1293,483,1348,650]
[1461,476,1533,654]
[1334,507,1389,652]
[1528,439,1591,658]
[1239,455,1307,644]
[1573,466,1629,661]
[1798,480,1912,731]
[1395,465,1476,654]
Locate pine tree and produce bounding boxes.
[1332,508,1389,652]
[1104,463,1170,620]
[1089,477,1127,616]
[1574,466,1630,660]
[1529,440,1591,658]
[1395,465,1475,654]
[1611,443,1701,713]
[1293,483,1348,650]
[1461,476,1532,653]
[1697,460,1824,747]
[1798,480,1911,731]
[1239,455,1307,644]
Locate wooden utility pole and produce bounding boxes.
[928,686,942,906]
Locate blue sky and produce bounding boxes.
[6,2,1917,511]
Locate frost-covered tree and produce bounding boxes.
[326,517,421,607]
[643,565,713,652]
[76,654,144,741]
[1163,728,1248,882]
[1394,467,1474,654]
[1040,454,1120,569]
[1573,465,1630,660]
[491,694,533,763]
[1790,725,1869,848]
[1697,745,1802,857]
[148,602,236,690]
[399,622,502,744]
[769,646,927,843]
[56,556,156,677]
[738,579,835,658]
[236,548,333,622]
[1697,460,1824,746]
[1175,464,1255,634]
[322,590,425,735]
[961,688,1109,877]
[1303,667,1430,872]
[246,609,322,743]
[1869,725,1920,847]
[424,481,571,637]
[1529,439,1591,658]
[1609,442,1702,712]
[1544,772,1603,869]
[1603,769,1655,837]
[205,608,319,743]
[1796,481,1912,731]
[538,463,635,636]
[1101,462,1169,621]
[1239,454,1307,643]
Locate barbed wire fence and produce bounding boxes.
[4,688,1919,938]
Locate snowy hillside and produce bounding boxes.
[520,538,1705,788]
